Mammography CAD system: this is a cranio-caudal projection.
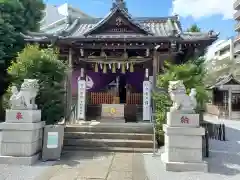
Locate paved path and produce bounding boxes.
[0,151,148,180]
[141,115,240,180]
[34,151,147,180]
[1,115,240,180]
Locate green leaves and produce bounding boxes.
[7,45,68,125]
[0,0,44,99]
[155,57,209,128]
[187,24,201,32]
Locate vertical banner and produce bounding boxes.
[77,77,86,120]
[143,80,151,121]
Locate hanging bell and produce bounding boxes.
[112,63,116,73]
[130,62,134,72]
[103,63,107,74]
[94,63,98,72]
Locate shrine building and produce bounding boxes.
[22,0,218,122]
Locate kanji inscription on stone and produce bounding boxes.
[16,112,23,120]
[181,116,189,124]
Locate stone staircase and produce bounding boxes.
[63,121,155,152]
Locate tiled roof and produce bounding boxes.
[22,6,218,42]
[83,7,152,36]
[209,74,240,88]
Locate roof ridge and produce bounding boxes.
[134,15,179,22]
[83,6,152,36]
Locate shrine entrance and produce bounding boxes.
[119,75,127,103]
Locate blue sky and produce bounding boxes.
[45,0,235,39]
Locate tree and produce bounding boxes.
[154,58,208,137]
[6,45,68,125]
[0,0,44,120]
[187,24,201,32]
[19,0,45,31]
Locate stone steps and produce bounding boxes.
[65,123,153,134]
[64,132,153,140]
[62,146,154,153]
[63,122,155,153]
[64,138,153,148]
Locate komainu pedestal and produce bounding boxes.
[0,79,45,165]
[161,80,208,172]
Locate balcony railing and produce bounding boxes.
[235,22,240,31]
[234,0,240,10]
[234,10,240,20]
[235,42,240,54]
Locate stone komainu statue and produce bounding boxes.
[168,80,197,113]
[10,79,39,110]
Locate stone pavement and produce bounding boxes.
[141,115,240,180]
[33,151,147,180]
[1,115,240,180]
[0,151,148,180]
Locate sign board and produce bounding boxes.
[143,81,151,121]
[77,78,86,120]
[47,132,58,149]
[101,104,124,119]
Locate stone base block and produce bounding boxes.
[2,129,42,143]
[0,153,40,165]
[100,118,125,123]
[161,153,208,172]
[163,124,205,136]
[1,139,42,156]
[0,121,45,131]
[163,147,202,162]
[165,135,202,148]
[6,109,41,123]
[101,104,124,119]
[167,112,199,127]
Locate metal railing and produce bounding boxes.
[234,10,240,20]
[234,0,240,10]
[201,122,226,158]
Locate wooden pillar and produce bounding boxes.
[66,48,73,122]
[152,50,159,90]
[228,87,232,119]
[151,50,159,121]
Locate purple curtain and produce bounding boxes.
[72,69,144,96]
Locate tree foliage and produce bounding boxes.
[154,58,208,132]
[19,0,45,31]
[6,45,68,125]
[187,24,201,32]
[0,0,44,120]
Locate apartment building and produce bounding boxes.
[205,38,234,62]
[234,0,240,54]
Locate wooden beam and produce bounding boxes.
[71,43,170,50]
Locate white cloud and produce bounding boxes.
[172,0,235,20]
